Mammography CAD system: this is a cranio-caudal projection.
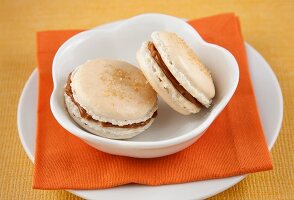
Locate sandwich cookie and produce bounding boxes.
[137,31,215,115]
[64,59,158,139]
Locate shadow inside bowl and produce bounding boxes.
[128,98,211,142]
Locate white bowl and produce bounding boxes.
[50,13,239,158]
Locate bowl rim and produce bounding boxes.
[50,13,239,149]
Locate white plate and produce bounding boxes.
[17,42,283,200]
[17,21,283,200]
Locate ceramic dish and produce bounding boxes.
[50,13,239,158]
[17,42,283,199]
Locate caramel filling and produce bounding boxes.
[65,73,157,128]
[148,42,202,107]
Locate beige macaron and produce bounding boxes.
[64,59,158,139]
[137,31,215,115]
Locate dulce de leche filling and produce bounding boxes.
[65,73,157,128]
[148,42,202,107]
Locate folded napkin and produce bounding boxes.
[33,13,272,189]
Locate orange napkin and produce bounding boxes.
[33,13,272,189]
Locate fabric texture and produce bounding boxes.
[33,13,272,189]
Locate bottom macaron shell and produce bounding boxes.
[65,93,155,139]
[137,42,201,115]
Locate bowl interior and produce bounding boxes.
[51,14,238,143]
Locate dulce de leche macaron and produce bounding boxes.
[64,59,158,139]
[137,31,215,115]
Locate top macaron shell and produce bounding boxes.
[70,59,157,126]
[151,31,215,107]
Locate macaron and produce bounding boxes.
[64,59,158,139]
[137,31,215,115]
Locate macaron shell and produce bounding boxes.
[137,42,201,115]
[151,31,215,107]
[71,59,157,123]
[64,93,154,139]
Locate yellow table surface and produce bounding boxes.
[0,0,293,199]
